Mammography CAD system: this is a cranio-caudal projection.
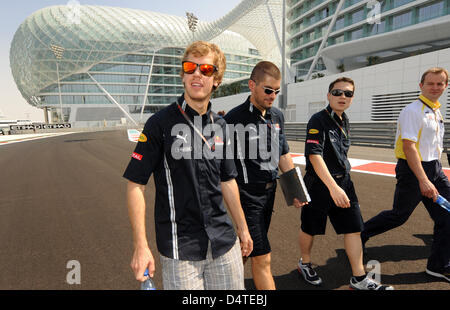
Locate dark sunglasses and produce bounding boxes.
[182,61,218,77]
[263,87,281,95]
[330,89,354,98]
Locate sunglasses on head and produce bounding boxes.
[330,89,354,98]
[263,87,281,95]
[182,61,217,77]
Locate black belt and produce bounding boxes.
[239,182,275,190]
[333,173,349,179]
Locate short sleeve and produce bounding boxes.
[123,115,164,185]
[398,106,422,142]
[305,115,325,156]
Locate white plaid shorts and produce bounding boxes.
[160,238,244,290]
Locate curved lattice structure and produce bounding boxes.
[10,1,283,116]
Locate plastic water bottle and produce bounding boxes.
[435,195,450,212]
[140,269,156,290]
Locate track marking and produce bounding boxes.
[291,153,450,178]
[0,133,75,146]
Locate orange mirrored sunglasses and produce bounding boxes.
[182,61,217,77]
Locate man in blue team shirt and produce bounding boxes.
[225,61,304,290]
[123,41,252,290]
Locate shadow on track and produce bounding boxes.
[245,234,439,290]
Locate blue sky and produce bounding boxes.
[0,0,241,120]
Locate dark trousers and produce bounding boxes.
[362,159,450,272]
[238,182,277,257]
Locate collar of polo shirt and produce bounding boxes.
[419,94,441,110]
[248,97,271,118]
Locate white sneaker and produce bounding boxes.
[350,276,394,290]
[297,259,322,286]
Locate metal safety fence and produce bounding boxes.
[285,121,450,152]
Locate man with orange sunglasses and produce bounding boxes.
[123,41,252,290]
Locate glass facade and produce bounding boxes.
[10,5,262,123]
[287,0,450,79]
[36,47,259,110]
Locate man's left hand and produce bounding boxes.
[293,198,308,209]
[238,229,253,257]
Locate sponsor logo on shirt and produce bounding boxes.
[309,129,319,134]
[214,136,224,146]
[307,139,319,144]
[138,133,148,143]
[176,134,188,144]
[132,152,143,161]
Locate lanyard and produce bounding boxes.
[177,102,215,151]
[418,98,443,120]
[325,108,348,139]
[258,115,273,129]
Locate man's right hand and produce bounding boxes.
[419,178,439,201]
[329,185,350,208]
[130,246,155,282]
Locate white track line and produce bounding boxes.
[0,133,75,146]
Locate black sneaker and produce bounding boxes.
[349,276,394,290]
[426,267,450,282]
[297,259,322,286]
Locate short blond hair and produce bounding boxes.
[421,67,449,84]
[181,41,226,90]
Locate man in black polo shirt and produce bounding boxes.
[123,41,252,290]
[225,61,303,290]
[297,77,393,290]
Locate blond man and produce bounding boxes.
[362,68,450,283]
[124,41,252,290]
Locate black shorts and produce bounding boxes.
[301,174,364,236]
[238,182,277,257]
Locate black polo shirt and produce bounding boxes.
[304,105,351,181]
[123,94,237,261]
[224,96,290,184]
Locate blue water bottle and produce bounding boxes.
[140,269,156,290]
[435,195,450,212]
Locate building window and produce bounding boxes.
[334,16,345,30]
[309,13,318,25]
[393,0,414,9]
[350,9,365,24]
[306,30,315,42]
[418,1,444,23]
[335,34,345,44]
[350,27,363,40]
[291,51,303,63]
[345,0,362,8]
[306,45,316,58]
[319,24,329,37]
[319,7,329,19]
[369,19,386,35]
[392,11,412,29]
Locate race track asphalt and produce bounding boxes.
[0,130,448,291]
